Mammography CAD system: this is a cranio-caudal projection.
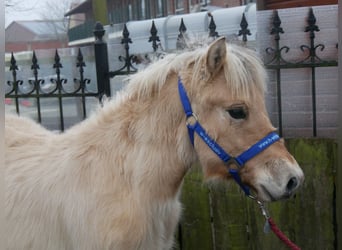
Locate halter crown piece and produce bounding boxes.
[177,78,280,196]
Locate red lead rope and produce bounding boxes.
[252,198,301,250]
[268,217,301,250]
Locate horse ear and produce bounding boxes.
[206,37,227,76]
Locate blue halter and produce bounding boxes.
[178,78,280,196]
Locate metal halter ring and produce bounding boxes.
[185,113,198,128]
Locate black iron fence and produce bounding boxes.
[264,8,338,137]
[5,13,249,131]
[6,49,98,131]
[5,7,338,136]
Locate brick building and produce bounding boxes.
[256,0,337,10]
[65,0,253,44]
[66,0,250,22]
[5,20,68,52]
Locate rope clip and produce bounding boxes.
[256,200,270,220]
[257,201,271,233]
[248,195,271,233]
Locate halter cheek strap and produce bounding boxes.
[178,78,280,196]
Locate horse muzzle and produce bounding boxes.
[249,159,304,202]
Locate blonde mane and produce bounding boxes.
[118,42,267,102]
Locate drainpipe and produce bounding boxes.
[92,0,109,25]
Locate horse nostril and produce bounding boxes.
[286,177,298,193]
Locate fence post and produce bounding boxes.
[94,22,111,101]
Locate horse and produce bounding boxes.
[5,37,304,250]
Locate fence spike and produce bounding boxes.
[177,18,187,49]
[30,51,42,122]
[121,23,132,48]
[305,8,319,39]
[10,52,18,72]
[208,14,219,38]
[266,10,290,64]
[148,20,160,52]
[8,52,21,114]
[76,48,86,70]
[238,13,251,42]
[179,18,187,33]
[300,7,324,62]
[270,10,284,41]
[76,47,87,119]
[52,49,65,131]
[76,48,88,87]
[107,22,137,78]
[53,50,62,71]
[31,51,40,75]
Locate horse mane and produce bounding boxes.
[114,40,267,104]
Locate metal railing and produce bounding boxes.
[7,13,247,131]
[264,8,338,137]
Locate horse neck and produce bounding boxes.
[74,74,196,200]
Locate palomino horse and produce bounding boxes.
[5,37,304,250]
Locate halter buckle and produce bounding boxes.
[226,157,243,168]
[185,113,198,128]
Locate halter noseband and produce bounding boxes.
[178,78,280,197]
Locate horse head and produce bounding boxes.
[179,37,304,202]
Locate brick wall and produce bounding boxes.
[5,40,68,53]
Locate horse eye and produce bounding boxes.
[227,107,247,119]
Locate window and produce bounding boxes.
[175,0,184,14]
[141,0,146,19]
[157,0,163,17]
